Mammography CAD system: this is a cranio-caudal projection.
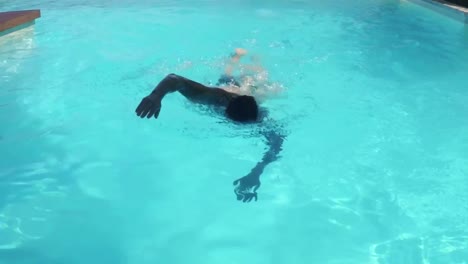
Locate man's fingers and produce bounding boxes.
[236,192,258,203]
[135,98,147,115]
[154,108,160,119]
[139,107,147,118]
[142,101,156,118]
[147,108,156,118]
[136,102,149,117]
[234,189,243,201]
[253,183,261,192]
[135,102,143,114]
[140,105,151,118]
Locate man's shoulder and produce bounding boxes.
[205,87,237,107]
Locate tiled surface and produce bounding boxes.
[0,10,41,34]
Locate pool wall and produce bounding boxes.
[405,0,468,23]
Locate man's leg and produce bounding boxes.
[216,48,247,87]
[224,48,248,76]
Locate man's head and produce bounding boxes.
[225,95,258,122]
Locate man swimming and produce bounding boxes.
[135,48,284,202]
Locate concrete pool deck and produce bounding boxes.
[0,10,41,37]
[405,0,468,23]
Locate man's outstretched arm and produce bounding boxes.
[233,130,285,202]
[136,74,236,119]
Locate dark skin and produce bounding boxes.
[136,73,284,202]
[136,74,236,118]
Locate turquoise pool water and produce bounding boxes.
[1,0,468,263]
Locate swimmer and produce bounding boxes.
[135,48,285,202]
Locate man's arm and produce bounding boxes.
[136,74,236,119]
[233,129,285,202]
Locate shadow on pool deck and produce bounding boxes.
[0,10,41,37]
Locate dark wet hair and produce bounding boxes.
[225,95,258,122]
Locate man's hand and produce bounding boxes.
[233,175,261,202]
[135,95,162,119]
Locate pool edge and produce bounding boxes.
[0,10,41,38]
[404,0,468,23]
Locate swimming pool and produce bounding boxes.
[1,0,468,263]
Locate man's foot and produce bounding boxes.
[234,48,248,57]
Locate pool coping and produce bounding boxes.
[0,10,41,37]
[404,0,468,23]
